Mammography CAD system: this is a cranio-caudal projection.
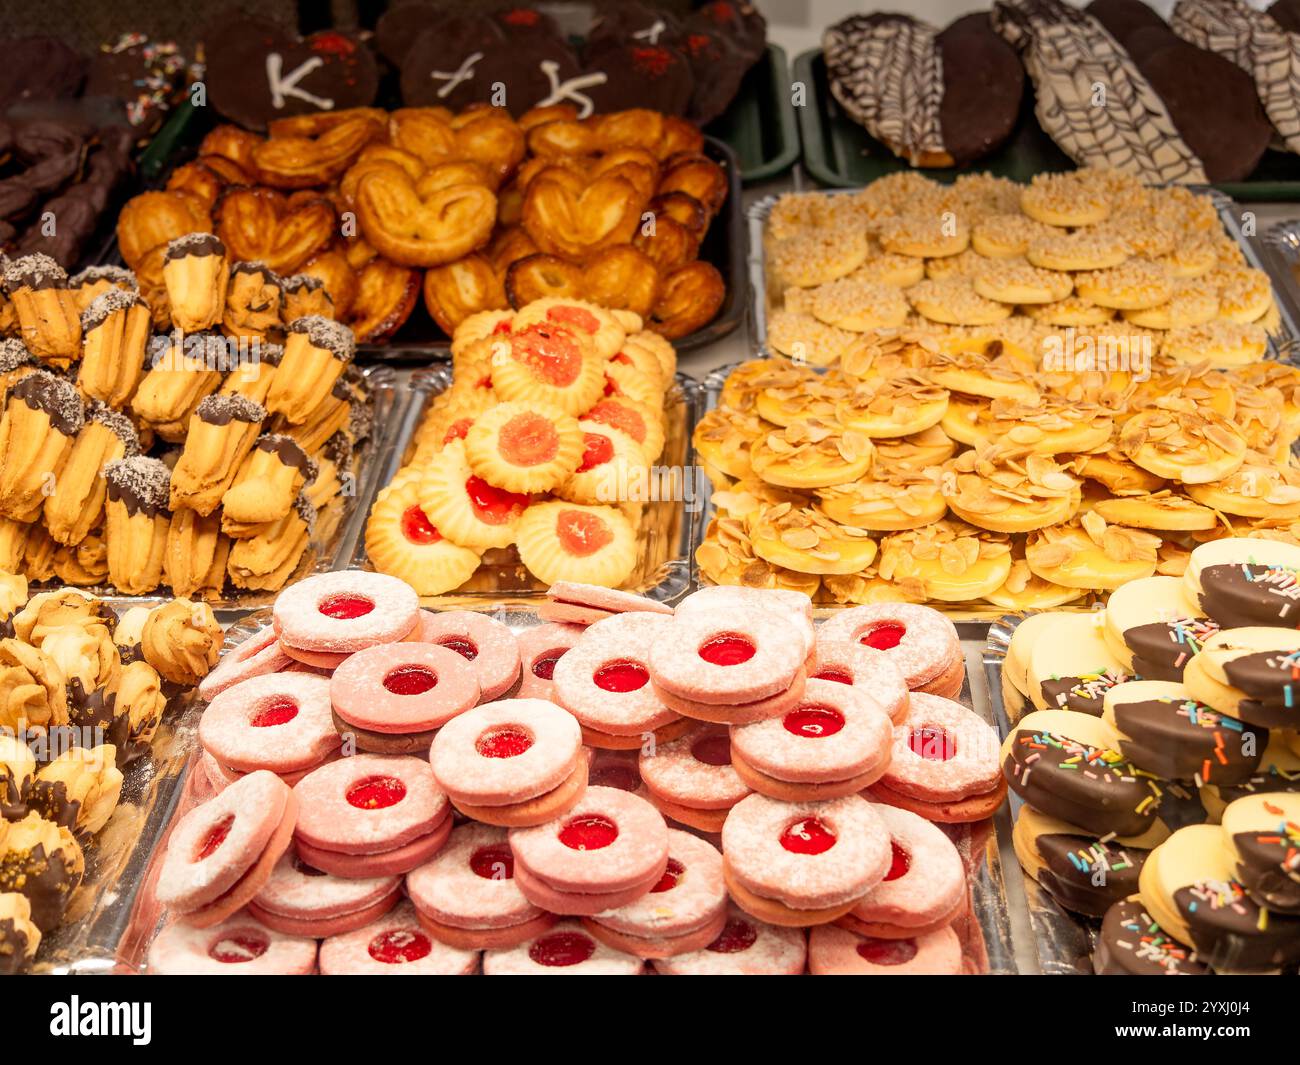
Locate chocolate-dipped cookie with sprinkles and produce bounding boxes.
[1220,793,1300,914]
[1094,896,1209,976]
[1102,680,1265,787]
[1201,734,1300,823]
[1001,708,1163,838]
[1186,538,1300,629]
[1027,612,1134,716]
[1184,627,1300,730]
[1104,575,1219,681]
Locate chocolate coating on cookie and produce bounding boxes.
[1094,897,1209,975]
[1111,695,1264,785]
[10,371,84,436]
[935,13,1025,166]
[1173,879,1300,972]
[103,456,171,519]
[165,232,225,261]
[195,393,266,426]
[1039,668,1130,716]
[1232,816,1300,914]
[1197,562,1300,628]
[1123,616,1219,682]
[1036,833,1147,917]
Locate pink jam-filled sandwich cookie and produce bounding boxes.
[838,804,966,939]
[406,822,557,950]
[147,913,317,975]
[639,725,750,834]
[729,678,894,802]
[430,698,587,827]
[819,604,963,697]
[648,609,808,722]
[199,673,338,778]
[330,642,480,754]
[247,847,401,938]
[201,747,339,792]
[292,754,451,877]
[541,581,674,626]
[582,829,727,959]
[721,793,891,927]
[273,571,420,664]
[588,748,643,792]
[866,692,1007,823]
[515,622,585,700]
[155,770,298,927]
[675,586,816,659]
[809,636,909,723]
[652,905,808,975]
[808,923,964,975]
[482,920,644,975]
[198,623,291,702]
[552,612,691,749]
[509,786,670,915]
[318,901,479,975]
[415,609,522,701]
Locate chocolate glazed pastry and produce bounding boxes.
[1232,824,1300,913]
[1094,897,1209,975]
[1196,562,1300,629]
[934,13,1025,166]
[1123,616,1219,682]
[1110,695,1265,785]
[1036,833,1148,917]
[1173,880,1300,971]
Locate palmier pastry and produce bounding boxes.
[78,289,151,409]
[0,371,84,523]
[199,124,261,172]
[3,255,80,366]
[251,109,383,188]
[522,169,645,260]
[346,258,420,343]
[44,404,139,547]
[648,262,726,339]
[423,255,508,336]
[162,233,229,333]
[170,394,266,516]
[222,434,316,528]
[505,254,584,308]
[264,317,355,425]
[115,190,211,276]
[214,186,335,276]
[356,167,497,268]
[102,456,171,595]
[222,262,282,339]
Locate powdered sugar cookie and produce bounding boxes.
[147,914,317,975]
[200,673,338,776]
[273,571,419,656]
[540,580,673,626]
[809,637,909,722]
[482,920,644,975]
[331,642,480,739]
[639,726,751,833]
[248,847,401,938]
[651,905,807,975]
[198,623,290,701]
[414,609,521,701]
[652,669,809,726]
[515,622,584,699]
[808,923,963,975]
[721,793,891,925]
[818,604,962,695]
[319,902,479,975]
[648,609,806,707]
[674,585,815,658]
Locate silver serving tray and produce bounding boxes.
[1259,218,1300,356]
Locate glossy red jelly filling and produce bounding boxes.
[346,775,407,809]
[708,919,757,954]
[466,475,528,524]
[318,594,374,620]
[860,623,905,650]
[909,726,957,761]
[476,725,533,759]
[250,697,298,727]
[470,844,515,880]
[531,650,566,679]
[368,928,432,965]
[690,733,732,766]
[559,814,618,851]
[885,841,911,882]
[813,668,853,685]
[699,634,755,666]
[856,937,918,966]
[780,816,836,855]
[401,505,441,545]
[578,432,614,472]
[196,814,234,861]
[209,934,268,964]
[652,858,686,893]
[594,660,649,693]
[383,666,438,696]
[529,931,595,967]
[439,636,478,661]
[783,706,844,739]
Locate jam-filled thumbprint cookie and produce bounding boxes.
[808,634,909,723]
[363,473,483,597]
[808,922,964,975]
[247,847,401,939]
[818,603,963,698]
[482,920,644,975]
[514,501,638,588]
[515,622,584,699]
[273,571,420,668]
[638,725,752,833]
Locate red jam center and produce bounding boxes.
[476,725,534,758]
[909,726,957,761]
[208,934,268,964]
[587,400,646,444]
[547,305,600,334]
[783,706,845,739]
[578,432,615,472]
[698,635,755,667]
[861,623,905,650]
[442,419,471,444]
[383,666,438,696]
[780,816,837,855]
[652,858,686,893]
[529,931,595,967]
[368,929,432,965]
[251,697,298,727]
[885,841,911,882]
[499,412,560,467]
[196,814,234,861]
[531,650,566,679]
[514,325,583,387]
[691,734,732,766]
[400,505,442,545]
[589,763,640,791]
[346,776,407,809]
[708,919,758,954]
[556,509,614,557]
[813,668,853,684]
[559,814,618,851]
[465,475,528,524]
[439,636,478,661]
[856,937,918,966]
[470,844,515,880]
[593,660,649,693]
[318,594,375,620]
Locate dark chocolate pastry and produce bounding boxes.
[1094,897,1209,975]
[1085,0,1168,48]
[0,37,85,111]
[1270,0,1300,33]
[1123,616,1219,682]
[1037,831,1148,917]
[1228,805,1300,914]
[0,812,83,930]
[935,14,1025,166]
[1173,877,1300,972]
[587,3,686,53]
[686,1,767,65]
[1196,560,1300,629]
[492,7,564,41]
[85,33,188,133]
[681,30,750,126]
[584,41,695,116]
[201,14,379,131]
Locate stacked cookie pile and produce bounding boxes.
[364,296,676,596]
[147,571,1006,974]
[0,578,220,972]
[0,239,372,598]
[1002,536,1300,974]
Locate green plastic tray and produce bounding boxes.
[793,47,1300,201]
[708,44,800,184]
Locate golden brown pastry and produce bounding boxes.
[141,599,222,687]
[102,456,171,595]
[265,316,355,424]
[222,261,283,339]
[222,433,316,529]
[280,274,335,321]
[284,377,351,455]
[130,331,224,442]
[161,233,228,332]
[0,891,40,972]
[27,745,123,837]
[164,508,230,600]
[227,493,314,591]
[11,589,113,647]
[2,255,81,367]
[77,289,151,409]
[43,404,139,547]
[219,341,282,406]
[0,339,36,397]
[21,525,57,583]
[0,519,29,573]
[0,812,84,930]
[115,659,167,755]
[68,265,137,313]
[0,733,34,820]
[0,638,67,741]
[0,371,85,522]
[39,623,121,698]
[51,534,109,588]
[169,394,266,515]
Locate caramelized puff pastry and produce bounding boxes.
[355,166,497,268]
[169,394,266,516]
[44,404,139,547]
[264,316,355,425]
[0,371,85,524]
